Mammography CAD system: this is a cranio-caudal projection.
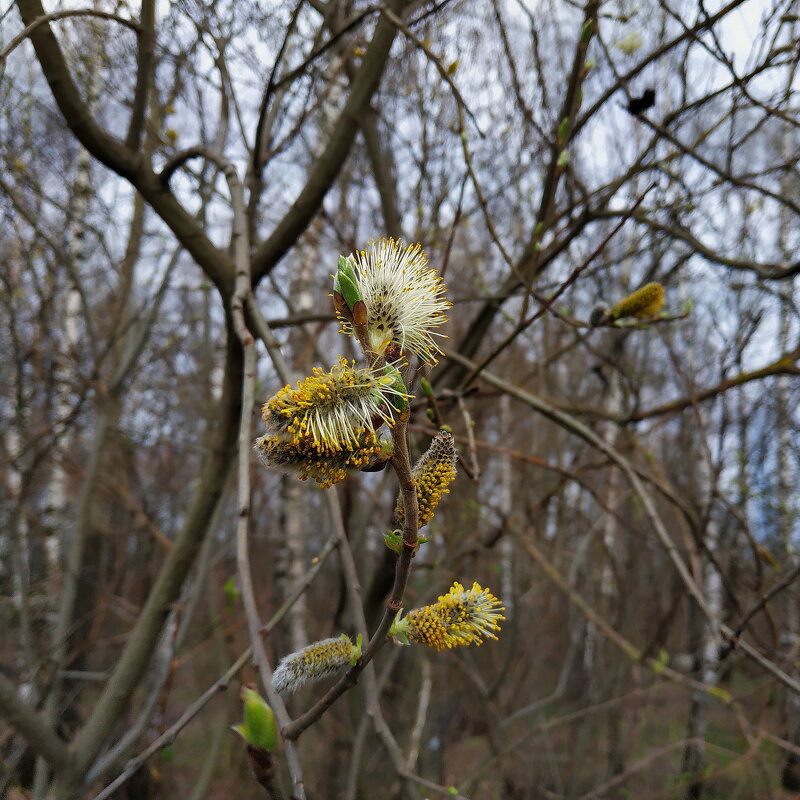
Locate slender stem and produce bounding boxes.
[0,672,73,778]
[0,9,139,65]
[88,533,338,800]
[445,349,800,697]
[282,392,420,742]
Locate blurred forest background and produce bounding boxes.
[1,0,800,798]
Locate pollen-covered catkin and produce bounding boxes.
[272,636,357,694]
[392,582,505,651]
[337,239,451,365]
[254,429,383,489]
[263,357,404,449]
[396,431,457,528]
[609,282,664,319]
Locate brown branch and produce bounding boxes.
[444,348,800,696]
[246,746,285,800]
[0,8,140,65]
[625,344,800,422]
[250,0,408,282]
[281,417,419,741]
[89,532,339,800]
[214,148,308,798]
[457,183,654,388]
[592,206,800,280]
[573,0,750,138]
[720,561,800,661]
[15,0,140,177]
[72,333,242,778]
[124,0,155,150]
[0,672,73,778]
[15,0,236,296]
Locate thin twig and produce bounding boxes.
[0,9,139,65]
[445,349,800,696]
[89,534,338,800]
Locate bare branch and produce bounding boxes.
[0,673,73,778]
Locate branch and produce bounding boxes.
[0,673,73,777]
[625,344,800,422]
[72,335,243,777]
[593,207,800,281]
[325,491,425,800]
[280,407,420,742]
[15,0,236,296]
[250,0,408,282]
[444,349,800,696]
[0,8,139,66]
[573,0,749,138]
[124,0,155,150]
[89,532,339,800]
[216,145,309,798]
[719,561,800,661]
[15,0,139,177]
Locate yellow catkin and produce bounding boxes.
[262,357,400,449]
[610,282,664,319]
[272,636,356,694]
[254,429,381,488]
[396,431,457,528]
[402,582,505,651]
[337,239,451,365]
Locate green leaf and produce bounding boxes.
[382,364,409,413]
[160,745,176,763]
[241,688,277,752]
[383,529,403,553]
[333,271,361,310]
[389,608,411,645]
[337,255,358,284]
[223,576,240,610]
[350,634,363,665]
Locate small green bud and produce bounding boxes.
[382,364,409,413]
[384,529,403,553]
[337,255,358,285]
[557,149,569,167]
[389,608,411,644]
[333,271,361,310]
[233,688,277,752]
[426,408,436,423]
[350,634,363,665]
[223,575,240,609]
[557,117,569,143]
[581,18,593,43]
[419,377,434,397]
[160,745,176,763]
